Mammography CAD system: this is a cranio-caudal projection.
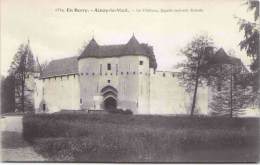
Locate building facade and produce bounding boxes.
[28,35,250,115]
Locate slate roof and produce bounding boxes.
[78,35,157,69]
[207,48,248,72]
[208,48,241,65]
[41,56,78,78]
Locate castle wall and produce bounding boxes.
[195,85,209,115]
[36,74,80,113]
[33,64,209,115]
[137,56,150,114]
[78,57,105,110]
[34,78,43,112]
[149,71,209,115]
[33,55,210,115]
[149,71,188,114]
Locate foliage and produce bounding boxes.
[40,59,49,72]
[238,19,259,71]
[177,34,214,116]
[108,108,133,115]
[177,35,214,91]
[8,42,35,112]
[23,114,259,162]
[1,75,15,114]
[210,84,253,117]
[237,0,259,71]
[208,56,254,117]
[236,0,259,104]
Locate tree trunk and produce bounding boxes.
[21,74,25,113]
[191,54,202,116]
[230,65,233,118]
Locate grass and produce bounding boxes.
[23,113,260,162]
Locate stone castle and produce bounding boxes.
[26,35,248,115]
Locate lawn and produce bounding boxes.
[23,113,260,162]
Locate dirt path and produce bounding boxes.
[1,116,45,162]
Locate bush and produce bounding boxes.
[108,108,133,115]
[123,109,133,115]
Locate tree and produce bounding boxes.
[209,64,252,117]
[238,0,259,71]
[177,34,214,116]
[1,75,15,114]
[40,59,48,71]
[9,41,35,112]
[236,0,259,107]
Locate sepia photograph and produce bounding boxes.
[0,0,259,163]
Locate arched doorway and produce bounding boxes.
[101,85,118,111]
[104,97,117,111]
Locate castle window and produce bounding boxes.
[86,73,88,76]
[80,98,82,104]
[81,73,83,76]
[92,73,95,76]
[107,80,110,83]
[107,63,111,70]
[121,72,123,75]
[43,104,46,112]
[133,72,135,75]
[140,72,142,74]
[110,73,113,76]
[127,72,129,75]
[163,73,165,77]
[140,61,143,65]
[74,74,76,78]
[172,73,175,77]
[100,64,102,74]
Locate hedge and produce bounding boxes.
[23,114,260,162]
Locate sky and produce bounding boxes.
[1,0,256,75]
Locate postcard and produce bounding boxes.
[1,0,259,163]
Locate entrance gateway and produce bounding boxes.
[101,86,118,111]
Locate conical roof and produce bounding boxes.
[127,35,139,46]
[87,38,99,48]
[124,34,147,55]
[80,38,99,57]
